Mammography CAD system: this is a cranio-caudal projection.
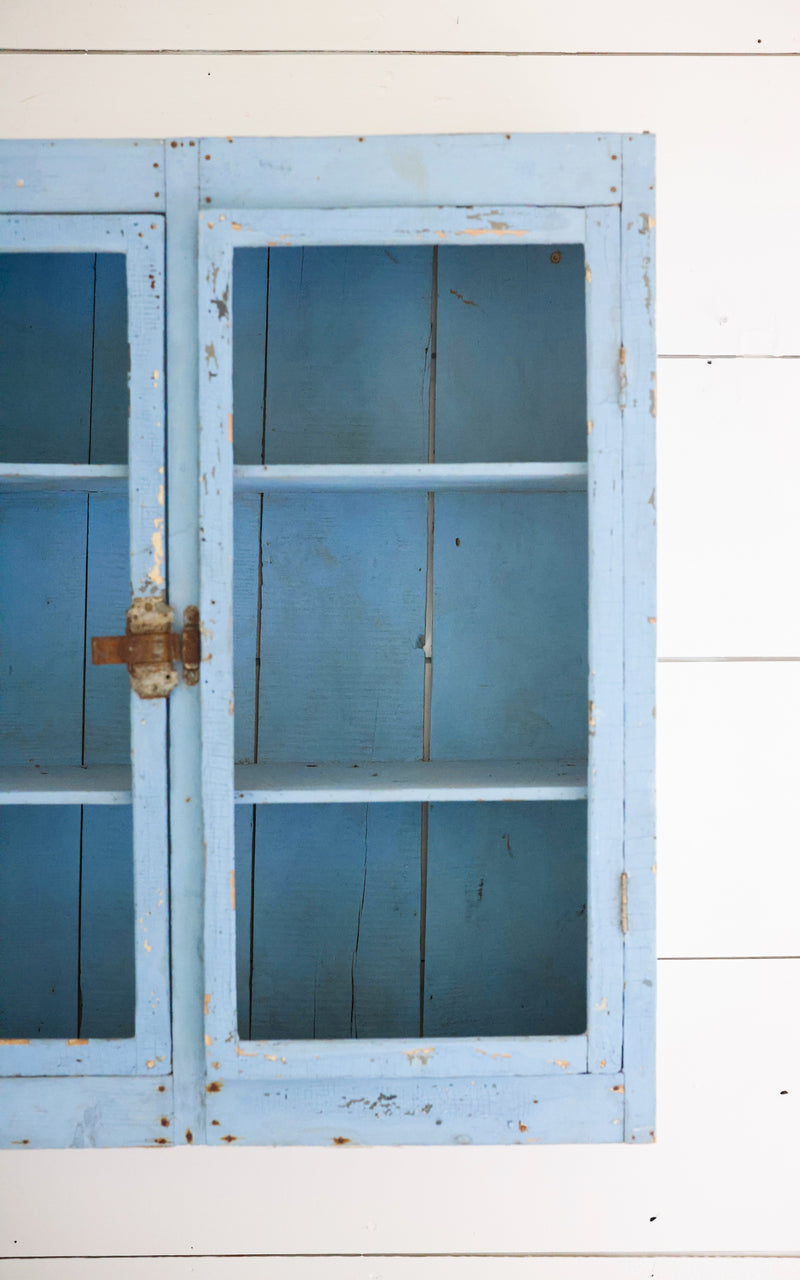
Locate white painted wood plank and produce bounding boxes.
[657,662,800,958]
[1,960,797,1254]
[658,358,800,657]
[1,0,797,52]
[233,759,587,803]
[1,1261,799,1279]
[233,463,588,492]
[1,57,798,354]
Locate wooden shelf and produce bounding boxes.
[0,464,128,493]
[234,758,587,804]
[0,765,132,804]
[233,462,587,493]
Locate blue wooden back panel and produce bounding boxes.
[0,253,94,463]
[424,802,587,1037]
[0,806,81,1038]
[241,803,420,1040]
[233,247,431,465]
[436,245,587,463]
[253,492,428,762]
[431,492,587,762]
[79,807,135,1038]
[87,254,129,465]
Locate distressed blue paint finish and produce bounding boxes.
[584,209,625,1075]
[245,804,421,1040]
[232,462,588,492]
[255,491,427,762]
[165,140,206,1148]
[0,135,654,1145]
[431,491,588,762]
[424,803,588,1039]
[205,1073,624,1146]
[621,135,657,1142]
[0,1077,175,1148]
[200,135,621,210]
[0,140,166,214]
[235,246,432,464]
[0,806,81,1039]
[0,214,170,1091]
[78,806,135,1038]
[0,252,95,463]
[436,244,587,463]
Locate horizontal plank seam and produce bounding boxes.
[659,656,800,663]
[2,50,799,57]
[4,1252,800,1261]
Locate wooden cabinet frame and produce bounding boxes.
[0,135,655,1146]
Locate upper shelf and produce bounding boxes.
[233,463,588,493]
[234,759,587,804]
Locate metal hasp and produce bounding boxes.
[92,598,200,698]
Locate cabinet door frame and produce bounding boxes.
[196,135,654,1144]
[0,213,173,1145]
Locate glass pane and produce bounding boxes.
[0,252,129,464]
[231,244,586,465]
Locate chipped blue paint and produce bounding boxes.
[0,135,655,1146]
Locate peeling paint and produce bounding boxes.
[230,868,236,911]
[403,1046,436,1065]
[236,1044,258,1057]
[0,1039,29,1045]
[66,1038,89,1046]
[639,213,656,234]
[205,1033,213,1047]
[228,413,234,444]
[594,997,608,1012]
[611,1083,625,1093]
[332,1136,351,1145]
[148,518,165,587]
[585,264,592,284]
[552,1060,570,1070]
[455,228,526,239]
[649,370,657,418]
[204,993,211,1015]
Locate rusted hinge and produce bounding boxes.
[92,598,200,699]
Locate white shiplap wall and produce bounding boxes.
[1,6,799,1274]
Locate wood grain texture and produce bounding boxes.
[0,1077,174,1149]
[431,492,587,762]
[232,462,589,491]
[233,245,432,464]
[165,139,205,1144]
[1,0,796,51]
[233,758,588,803]
[206,1071,623,1145]
[583,208,625,1076]
[0,806,81,1038]
[0,140,166,213]
[424,803,588,1038]
[0,251,94,463]
[254,491,427,762]
[245,804,420,1039]
[201,144,619,211]
[620,136,656,1140]
[436,244,586,463]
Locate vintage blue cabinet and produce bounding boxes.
[0,135,655,1146]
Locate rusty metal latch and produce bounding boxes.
[92,598,200,699]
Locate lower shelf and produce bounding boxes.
[0,759,587,805]
[233,758,587,803]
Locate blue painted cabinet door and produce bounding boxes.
[0,215,174,1145]
[196,142,656,1146]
